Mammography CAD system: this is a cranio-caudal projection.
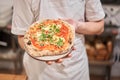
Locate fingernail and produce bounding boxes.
[68,54,72,57]
[57,59,63,63]
[72,47,76,50]
[47,61,53,65]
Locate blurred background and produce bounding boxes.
[0,0,120,80]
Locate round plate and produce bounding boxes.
[26,48,72,61]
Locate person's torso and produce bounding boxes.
[23,1,89,79]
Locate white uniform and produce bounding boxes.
[12,0,105,80]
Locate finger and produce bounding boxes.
[55,53,72,63]
[55,59,63,63]
[67,53,72,57]
[71,46,76,50]
[61,53,72,59]
[46,61,54,65]
[65,19,74,25]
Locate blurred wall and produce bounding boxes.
[0,0,13,27]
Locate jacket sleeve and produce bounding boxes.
[11,0,34,35]
[85,0,105,21]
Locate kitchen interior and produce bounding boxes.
[0,0,120,80]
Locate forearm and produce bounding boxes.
[76,19,104,35]
[18,35,25,50]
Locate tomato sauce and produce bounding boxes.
[30,20,70,51]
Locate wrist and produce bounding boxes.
[18,36,25,50]
[75,21,85,33]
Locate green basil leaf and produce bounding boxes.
[56,38,64,47]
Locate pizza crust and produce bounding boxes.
[24,19,75,57]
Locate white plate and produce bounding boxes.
[27,48,72,61]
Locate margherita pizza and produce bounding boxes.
[24,19,75,59]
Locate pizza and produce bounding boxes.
[24,19,75,57]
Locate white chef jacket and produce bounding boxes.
[12,0,105,80]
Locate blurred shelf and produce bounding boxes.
[89,60,114,66]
